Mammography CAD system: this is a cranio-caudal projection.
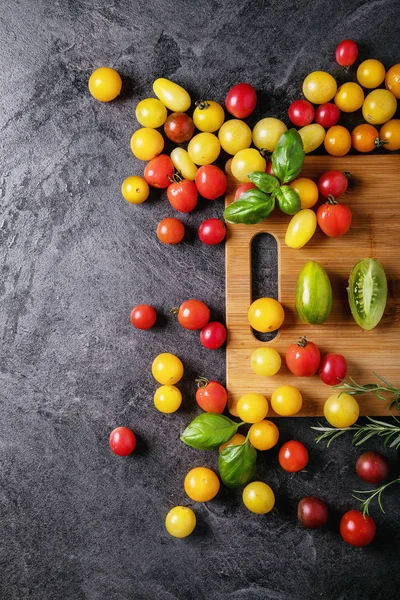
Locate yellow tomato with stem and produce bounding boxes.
[153,77,191,112]
[248,420,279,450]
[219,433,246,453]
[170,147,198,180]
[324,392,359,428]
[298,124,325,153]
[135,98,168,128]
[88,67,122,102]
[385,64,400,98]
[357,59,386,89]
[289,177,319,209]
[153,385,182,413]
[252,118,287,152]
[130,128,164,161]
[165,506,196,538]
[334,82,364,112]
[250,347,282,377]
[242,481,275,514]
[121,176,150,204]
[230,149,266,183]
[302,71,337,104]
[184,467,220,502]
[236,393,269,424]
[362,89,397,125]
[218,119,252,155]
[271,385,303,416]
[188,132,221,165]
[285,209,317,249]
[324,125,351,156]
[152,353,184,385]
[379,119,400,151]
[248,298,285,333]
[193,100,225,132]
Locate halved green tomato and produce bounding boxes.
[347,258,387,330]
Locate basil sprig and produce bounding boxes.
[180,413,242,450]
[224,189,275,225]
[218,440,257,488]
[272,128,305,183]
[248,171,280,195]
[275,185,301,215]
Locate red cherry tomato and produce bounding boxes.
[198,218,226,245]
[200,322,227,349]
[335,39,359,67]
[144,154,174,189]
[356,451,389,484]
[167,179,198,213]
[156,218,185,244]
[286,337,321,377]
[196,379,228,413]
[265,160,275,175]
[164,112,195,144]
[225,83,257,118]
[234,183,256,201]
[279,440,309,472]
[340,510,376,547]
[130,304,157,330]
[315,103,341,128]
[317,201,352,238]
[178,299,210,330]
[318,170,349,199]
[195,165,228,200]
[297,497,329,529]
[109,427,137,456]
[318,353,347,386]
[288,100,315,127]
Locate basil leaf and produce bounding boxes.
[275,186,301,215]
[224,190,275,225]
[218,440,257,488]
[180,413,240,450]
[272,129,305,183]
[248,171,279,194]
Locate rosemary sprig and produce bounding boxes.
[334,372,400,413]
[312,416,400,448]
[353,477,400,516]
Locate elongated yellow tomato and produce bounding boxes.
[193,100,225,132]
[170,147,198,180]
[298,124,325,153]
[88,67,122,102]
[153,78,191,112]
[188,132,221,165]
[231,148,266,182]
[252,118,287,152]
[135,98,167,128]
[379,119,400,151]
[302,71,337,104]
[218,119,252,155]
[130,128,164,160]
[362,89,397,125]
[285,209,317,249]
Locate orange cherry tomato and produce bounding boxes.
[351,124,381,153]
[385,64,400,99]
[156,218,185,244]
[324,125,351,156]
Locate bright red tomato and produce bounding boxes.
[200,322,227,349]
[195,165,227,200]
[340,510,376,547]
[318,170,349,199]
[144,154,174,189]
[288,100,315,127]
[198,218,226,245]
[167,179,198,212]
[356,451,389,484]
[279,440,309,472]
[196,379,228,413]
[336,39,359,67]
[315,103,341,128]
[178,299,210,330]
[286,337,321,377]
[156,218,185,244]
[318,353,347,385]
[234,182,256,201]
[225,83,257,118]
[130,304,157,330]
[317,201,352,237]
[298,497,329,529]
[109,427,137,456]
[164,112,195,144]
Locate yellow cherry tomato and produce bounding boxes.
[187,132,221,166]
[334,82,364,112]
[219,433,246,453]
[250,347,282,377]
[184,467,220,502]
[385,63,400,99]
[324,125,351,156]
[165,506,196,538]
[357,59,386,89]
[88,67,122,102]
[271,385,303,416]
[236,393,269,424]
[324,392,359,428]
[248,298,285,333]
[302,71,337,104]
[130,128,164,161]
[121,176,150,204]
[362,89,397,125]
[242,481,275,514]
[248,420,279,451]
[252,118,287,152]
[285,209,317,249]
[231,149,266,183]
[135,98,167,128]
[379,119,400,151]
[218,119,252,155]
[298,124,326,154]
[193,100,225,132]
[153,385,182,414]
[351,124,380,153]
[152,353,184,385]
[289,177,319,209]
[170,147,198,180]
[153,77,191,112]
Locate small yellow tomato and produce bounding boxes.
[324,125,351,156]
[153,385,182,414]
[302,71,337,104]
[218,119,252,155]
[88,67,122,102]
[324,392,359,428]
[130,127,164,161]
[170,147,198,180]
[298,124,326,154]
[165,506,196,538]
[334,82,364,113]
[285,209,317,249]
[188,132,221,165]
[193,100,225,132]
[236,393,269,424]
[248,420,279,451]
[248,298,285,333]
[385,63,400,99]
[230,149,266,183]
[379,119,400,151]
[357,59,386,89]
[289,178,319,209]
[152,353,184,385]
[252,118,287,152]
[121,176,150,204]
[219,433,246,453]
[135,98,167,128]
[250,347,282,377]
[271,385,303,416]
[242,481,275,514]
[153,77,191,112]
[362,89,397,125]
[184,467,220,502]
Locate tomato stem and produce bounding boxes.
[195,376,209,388]
[195,100,210,110]
[168,171,183,184]
[327,196,338,205]
[374,137,388,148]
[343,171,352,180]
[259,148,272,159]
[296,335,308,348]
[170,307,179,315]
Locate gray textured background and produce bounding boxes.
[1,0,400,598]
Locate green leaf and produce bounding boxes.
[218,440,257,488]
[223,189,275,225]
[180,413,240,450]
[271,129,305,183]
[275,186,301,215]
[248,171,279,194]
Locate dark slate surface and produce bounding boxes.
[1,1,400,598]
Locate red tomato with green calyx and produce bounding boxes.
[288,100,315,127]
[164,112,195,144]
[317,200,352,238]
[109,427,137,456]
[225,83,257,118]
[340,510,376,547]
[167,178,198,213]
[195,378,228,413]
[315,103,340,128]
[200,322,227,349]
[279,440,309,472]
[177,299,210,330]
[130,304,157,330]
[198,219,226,245]
[356,451,389,484]
[318,170,349,200]
[286,337,321,377]
[195,165,227,200]
[144,154,174,189]
[318,353,347,385]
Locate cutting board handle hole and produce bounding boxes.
[251,232,278,342]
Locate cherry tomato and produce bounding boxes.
[152,352,184,385]
[242,481,275,514]
[170,148,198,181]
[144,154,174,189]
[318,353,347,386]
[285,209,317,249]
[121,176,150,204]
[164,112,195,144]
[130,304,157,330]
[362,89,397,125]
[379,119,400,151]
[225,83,257,118]
[188,132,221,166]
[193,100,225,132]
[198,219,226,245]
[167,179,198,213]
[252,118,287,152]
[165,506,196,538]
[324,125,351,156]
[231,149,266,183]
[340,510,376,547]
[154,385,182,413]
[248,420,279,451]
[356,451,389,484]
[178,299,210,330]
[250,347,281,377]
[334,82,364,113]
[289,178,319,209]
[351,123,381,152]
[156,218,185,244]
[196,379,228,414]
[135,98,167,128]
[288,100,315,127]
[130,127,164,161]
[385,63,400,99]
[302,71,337,104]
[271,385,303,416]
[218,119,252,155]
[234,182,256,201]
[219,433,246,452]
[236,393,269,423]
[315,103,341,128]
[88,67,122,102]
[265,160,275,175]
[298,124,326,154]
[335,39,359,67]
[298,497,329,529]
[286,337,320,377]
[195,165,227,200]
[184,467,220,502]
[357,59,386,89]
[324,392,359,428]
[200,322,227,350]
[109,427,136,456]
[318,170,349,199]
[317,200,352,238]
[248,298,285,333]
[279,440,309,472]
[153,78,191,112]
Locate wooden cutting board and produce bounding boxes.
[225,155,400,417]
